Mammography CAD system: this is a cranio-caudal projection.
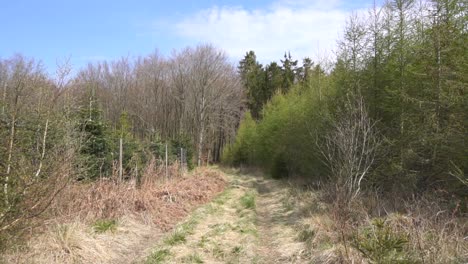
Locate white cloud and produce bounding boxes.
[173,0,355,64]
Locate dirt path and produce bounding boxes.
[143,169,311,264]
[255,178,306,263]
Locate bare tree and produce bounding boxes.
[72,45,242,168]
[320,94,380,199]
[170,45,242,166]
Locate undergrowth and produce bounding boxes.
[352,218,414,263]
[282,181,467,263]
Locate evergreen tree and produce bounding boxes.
[280,52,299,93]
[78,94,112,179]
[238,51,266,119]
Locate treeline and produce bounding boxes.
[224,0,466,198]
[0,44,242,244]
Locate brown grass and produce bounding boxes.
[288,181,468,263]
[48,165,226,231]
[2,165,227,263]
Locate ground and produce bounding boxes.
[143,168,316,264]
[5,167,465,263]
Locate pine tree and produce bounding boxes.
[78,92,112,179]
[238,51,266,119]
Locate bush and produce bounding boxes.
[270,152,289,179]
[352,218,415,264]
[223,81,332,181]
[222,112,256,166]
[240,192,256,209]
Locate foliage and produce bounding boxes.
[0,55,81,250]
[224,78,332,180]
[352,218,414,264]
[149,133,195,170]
[222,112,257,166]
[238,51,306,120]
[239,192,256,209]
[171,135,195,170]
[78,100,113,179]
[114,111,143,177]
[229,0,467,199]
[270,152,289,179]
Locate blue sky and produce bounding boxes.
[0,0,376,75]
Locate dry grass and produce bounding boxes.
[2,166,227,263]
[5,216,160,264]
[48,165,226,231]
[285,181,468,263]
[145,172,259,264]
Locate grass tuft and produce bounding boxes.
[183,253,204,263]
[146,249,171,263]
[240,192,256,209]
[297,225,316,243]
[92,219,117,233]
[164,228,187,246]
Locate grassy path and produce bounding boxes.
[143,168,312,264]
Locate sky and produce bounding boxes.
[0,0,376,75]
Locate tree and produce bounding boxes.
[77,94,112,179]
[0,55,78,246]
[320,94,380,199]
[280,52,299,93]
[171,45,242,166]
[238,51,266,119]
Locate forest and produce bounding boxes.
[0,0,466,263]
[224,0,466,197]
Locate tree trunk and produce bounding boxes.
[197,97,206,167]
[165,143,168,180]
[5,112,16,206]
[119,137,123,181]
[35,118,49,178]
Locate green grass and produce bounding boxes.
[240,192,256,209]
[213,189,232,205]
[145,185,235,263]
[281,194,295,212]
[146,249,171,264]
[197,235,209,248]
[164,228,187,246]
[297,225,315,243]
[231,245,242,254]
[208,223,232,236]
[92,219,117,233]
[212,243,225,259]
[183,253,204,263]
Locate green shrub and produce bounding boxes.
[270,152,289,179]
[352,218,415,264]
[240,192,256,209]
[222,111,257,166]
[78,104,113,179]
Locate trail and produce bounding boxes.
[144,169,311,263]
[254,178,305,263]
